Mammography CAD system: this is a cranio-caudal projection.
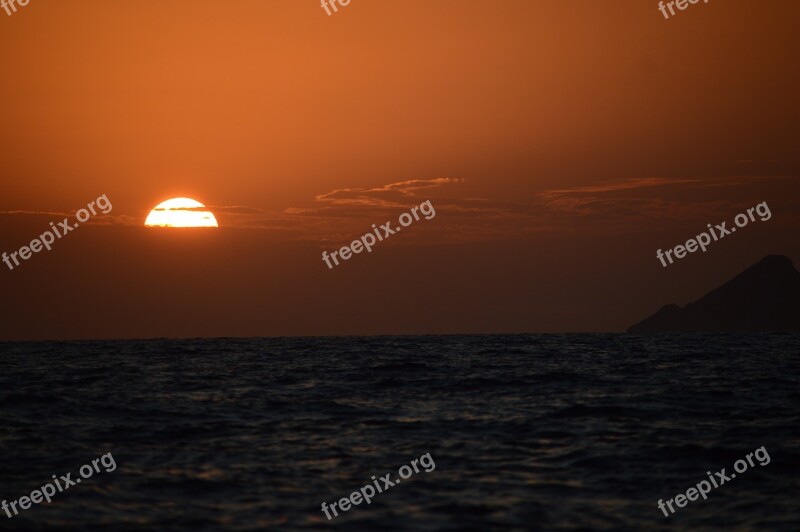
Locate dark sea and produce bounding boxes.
[1,334,799,531]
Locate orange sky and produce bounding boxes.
[1,0,799,340]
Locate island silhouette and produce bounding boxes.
[629,255,800,332]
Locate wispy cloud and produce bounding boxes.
[536,176,792,226]
[0,210,129,226]
[2,176,793,243]
[312,177,463,209]
[539,177,701,198]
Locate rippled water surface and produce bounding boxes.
[1,334,799,530]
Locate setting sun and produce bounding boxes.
[144,198,218,228]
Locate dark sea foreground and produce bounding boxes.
[0,334,798,531]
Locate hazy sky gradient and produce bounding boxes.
[1,0,798,340]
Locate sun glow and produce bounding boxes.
[144,198,218,228]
